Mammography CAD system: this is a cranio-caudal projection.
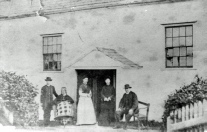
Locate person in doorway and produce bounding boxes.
[113,84,138,130]
[40,77,58,127]
[76,75,97,125]
[99,77,115,126]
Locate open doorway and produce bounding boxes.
[76,69,116,125]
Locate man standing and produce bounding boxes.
[41,77,58,126]
[113,84,138,130]
[99,77,115,126]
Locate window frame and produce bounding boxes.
[165,25,194,68]
[41,33,63,72]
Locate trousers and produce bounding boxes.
[43,103,52,126]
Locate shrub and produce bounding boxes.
[162,75,207,127]
[0,71,39,126]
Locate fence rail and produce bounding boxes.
[167,99,207,132]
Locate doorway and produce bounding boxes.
[76,69,116,124]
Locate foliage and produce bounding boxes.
[0,71,39,126]
[162,75,207,127]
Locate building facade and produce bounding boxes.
[0,0,207,122]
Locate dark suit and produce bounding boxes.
[115,91,138,128]
[41,85,58,126]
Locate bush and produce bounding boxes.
[162,75,207,127]
[0,71,39,126]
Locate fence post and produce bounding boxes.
[182,106,185,122]
[194,102,198,118]
[174,110,177,123]
[190,103,194,119]
[203,99,207,116]
[198,101,203,117]
[186,105,189,120]
[167,116,173,132]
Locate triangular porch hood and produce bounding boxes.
[66,47,143,69]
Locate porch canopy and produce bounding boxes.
[66,47,143,69]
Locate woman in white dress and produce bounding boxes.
[76,75,96,125]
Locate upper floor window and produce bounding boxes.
[42,35,62,71]
[165,25,193,68]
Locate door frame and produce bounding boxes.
[75,69,117,119]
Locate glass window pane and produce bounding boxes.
[48,54,53,61]
[57,62,61,70]
[44,56,49,70]
[173,38,179,47]
[167,58,173,67]
[54,37,58,45]
[173,57,179,66]
[187,57,193,66]
[48,37,53,45]
[173,28,179,37]
[48,45,53,53]
[53,45,57,53]
[180,37,185,46]
[180,57,186,66]
[43,37,47,45]
[57,36,62,44]
[57,54,61,61]
[186,26,192,36]
[180,27,185,36]
[173,48,179,56]
[43,46,47,54]
[51,37,55,45]
[167,49,173,57]
[180,47,186,56]
[187,47,193,56]
[57,45,62,53]
[53,54,58,61]
[52,62,57,70]
[49,62,53,70]
[166,28,172,37]
[166,38,172,47]
[186,37,192,46]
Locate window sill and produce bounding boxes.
[40,70,64,73]
[164,68,197,70]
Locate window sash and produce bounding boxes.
[165,25,193,68]
[43,35,62,71]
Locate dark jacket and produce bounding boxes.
[119,91,138,111]
[41,85,58,109]
[101,85,115,102]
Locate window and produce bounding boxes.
[43,35,62,71]
[165,25,193,68]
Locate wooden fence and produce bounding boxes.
[167,99,207,132]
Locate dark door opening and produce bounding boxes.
[76,69,116,124]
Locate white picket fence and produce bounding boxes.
[167,99,207,132]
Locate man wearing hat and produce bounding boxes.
[113,84,138,130]
[99,76,115,126]
[40,77,58,126]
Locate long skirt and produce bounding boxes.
[76,96,96,125]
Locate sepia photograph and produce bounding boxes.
[0,0,207,132]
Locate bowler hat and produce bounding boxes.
[45,77,52,81]
[124,84,132,89]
